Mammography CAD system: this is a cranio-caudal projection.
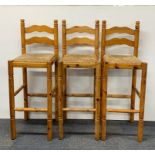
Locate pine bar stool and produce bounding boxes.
[8,19,58,140]
[101,21,147,142]
[58,20,100,140]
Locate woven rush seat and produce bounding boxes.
[14,53,56,63]
[62,54,97,65]
[104,55,142,66]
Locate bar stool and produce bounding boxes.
[58,20,100,140]
[101,21,147,142]
[8,19,58,140]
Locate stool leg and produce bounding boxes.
[130,68,137,123]
[55,61,58,121]
[63,67,67,120]
[47,63,52,141]
[23,68,29,120]
[58,62,64,139]
[101,63,108,141]
[8,61,16,140]
[95,63,101,140]
[138,63,147,142]
[93,69,96,121]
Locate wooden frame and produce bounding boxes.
[58,20,100,140]
[101,21,147,142]
[8,19,59,141]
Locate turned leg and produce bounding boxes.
[63,67,67,120]
[55,61,58,121]
[23,67,29,120]
[130,68,137,122]
[8,61,16,140]
[58,62,64,139]
[138,63,147,142]
[47,63,52,141]
[95,63,101,140]
[93,69,96,120]
[101,62,108,141]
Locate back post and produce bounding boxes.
[95,20,99,59]
[54,20,59,121]
[134,21,140,57]
[21,19,29,120]
[54,20,58,58]
[21,19,26,54]
[62,20,67,56]
[101,20,106,63]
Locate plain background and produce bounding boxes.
[0,5,154,121]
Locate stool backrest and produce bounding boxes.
[101,21,140,62]
[20,19,58,57]
[62,20,99,59]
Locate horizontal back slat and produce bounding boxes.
[67,37,95,46]
[26,37,54,45]
[67,26,95,34]
[106,26,135,35]
[106,38,135,47]
[25,25,54,33]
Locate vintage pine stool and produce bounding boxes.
[101,21,147,142]
[8,19,58,140]
[58,20,101,140]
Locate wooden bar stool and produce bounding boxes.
[8,19,58,141]
[101,21,147,142]
[58,20,100,140]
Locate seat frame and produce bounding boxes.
[8,19,59,141]
[101,21,147,142]
[58,20,101,140]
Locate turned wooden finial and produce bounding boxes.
[54,19,58,27]
[136,21,140,30]
[21,19,25,23]
[95,20,99,27]
[62,20,66,27]
[102,20,106,28]
[20,19,25,28]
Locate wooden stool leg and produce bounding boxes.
[47,63,52,141]
[55,61,58,121]
[23,68,29,120]
[58,62,64,139]
[138,63,147,142]
[101,63,108,141]
[8,61,16,140]
[93,69,96,121]
[95,63,101,140]
[63,67,67,120]
[130,68,137,122]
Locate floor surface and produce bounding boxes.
[0,119,155,150]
